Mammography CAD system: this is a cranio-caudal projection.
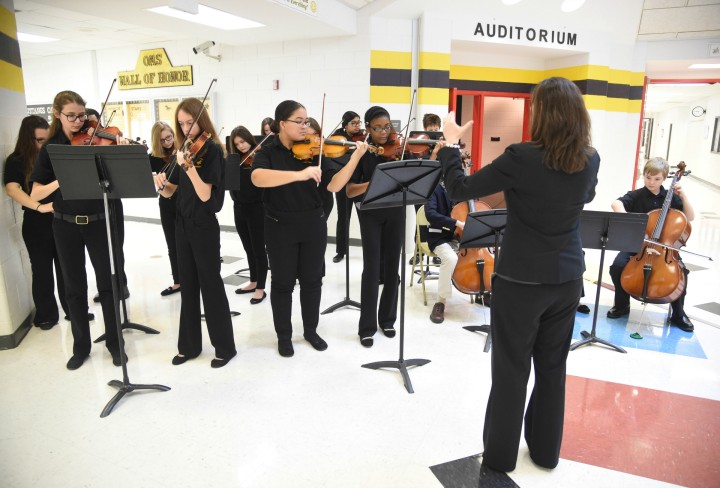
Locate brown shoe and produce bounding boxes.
[430,302,445,324]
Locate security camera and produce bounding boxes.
[193,40,215,54]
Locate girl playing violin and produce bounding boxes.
[229,126,268,304]
[330,111,362,263]
[30,91,127,370]
[154,98,236,368]
[251,100,367,358]
[4,115,69,331]
[148,121,180,297]
[346,106,405,347]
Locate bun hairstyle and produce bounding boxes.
[341,110,360,128]
[364,106,390,126]
[271,100,305,134]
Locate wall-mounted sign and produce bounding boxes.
[271,0,318,17]
[118,48,193,90]
[27,104,53,123]
[474,22,578,47]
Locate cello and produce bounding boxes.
[620,162,691,304]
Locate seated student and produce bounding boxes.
[607,157,695,332]
[424,180,462,323]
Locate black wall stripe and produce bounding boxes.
[629,85,644,100]
[575,79,643,100]
[418,69,449,89]
[370,68,411,87]
[0,31,22,68]
[450,79,535,94]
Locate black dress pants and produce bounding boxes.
[609,251,688,318]
[53,217,118,357]
[357,207,403,337]
[159,195,179,284]
[233,201,268,289]
[482,276,582,472]
[175,216,236,359]
[22,211,67,324]
[334,190,353,255]
[264,208,327,341]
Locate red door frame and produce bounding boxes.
[449,88,531,171]
[634,77,720,189]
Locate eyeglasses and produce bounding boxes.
[34,137,46,144]
[285,119,311,127]
[370,125,393,133]
[61,112,87,122]
[161,135,174,143]
[348,121,362,126]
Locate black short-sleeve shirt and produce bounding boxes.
[30,131,105,215]
[3,153,34,210]
[616,186,683,214]
[251,136,336,214]
[168,140,225,221]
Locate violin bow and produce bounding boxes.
[399,89,417,160]
[317,93,326,168]
[239,133,272,166]
[87,78,116,146]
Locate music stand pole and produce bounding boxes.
[322,196,360,314]
[359,158,441,393]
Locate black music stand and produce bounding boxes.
[322,154,360,314]
[47,144,170,417]
[570,210,648,354]
[359,159,441,394]
[459,209,507,353]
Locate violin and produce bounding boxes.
[180,131,211,169]
[292,135,384,161]
[241,154,254,168]
[405,134,466,158]
[370,132,404,160]
[350,130,366,142]
[71,120,143,146]
[620,161,691,304]
[291,135,322,162]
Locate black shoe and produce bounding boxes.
[63,313,95,322]
[35,320,58,330]
[110,349,128,367]
[211,351,236,368]
[160,285,181,296]
[360,336,374,348]
[607,305,630,319]
[670,314,694,332]
[172,353,199,365]
[278,340,294,357]
[475,293,492,307]
[250,291,267,305]
[408,255,420,265]
[432,256,442,264]
[380,325,396,338]
[332,253,345,263]
[66,355,88,370]
[304,333,328,351]
[235,287,257,295]
[577,304,591,314]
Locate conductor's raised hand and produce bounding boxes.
[443,112,473,145]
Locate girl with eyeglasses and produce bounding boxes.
[346,106,405,348]
[229,126,268,304]
[154,98,236,369]
[3,115,70,331]
[30,91,127,370]
[148,121,180,297]
[251,100,367,358]
[329,110,362,263]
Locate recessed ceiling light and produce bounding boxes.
[17,32,59,43]
[147,4,264,31]
[560,0,585,12]
[689,63,720,69]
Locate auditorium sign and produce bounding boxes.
[474,22,578,47]
[118,48,193,90]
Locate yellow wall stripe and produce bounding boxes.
[0,4,17,39]
[370,86,412,104]
[370,50,412,70]
[0,59,25,92]
[583,95,642,113]
[418,87,449,105]
[419,52,450,71]
[450,65,544,84]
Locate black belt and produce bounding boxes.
[53,212,105,225]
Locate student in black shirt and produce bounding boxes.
[251,100,366,358]
[330,110,362,263]
[3,115,69,330]
[346,106,405,348]
[154,98,236,368]
[30,91,126,370]
[607,157,696,331]
[229,126,268,304]
[148,121,180,296]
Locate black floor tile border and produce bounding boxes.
[430,454,520,488]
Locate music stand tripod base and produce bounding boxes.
[569,331,626,353]
[462,325,492,353]
[361,358,431,394]
[101,380,171,418]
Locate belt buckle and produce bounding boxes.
[75,215,89,225]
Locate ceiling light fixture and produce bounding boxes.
[147,4,264,31]
[689,63,720,69]
[560,0,586,13]
[17,32,58,43]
